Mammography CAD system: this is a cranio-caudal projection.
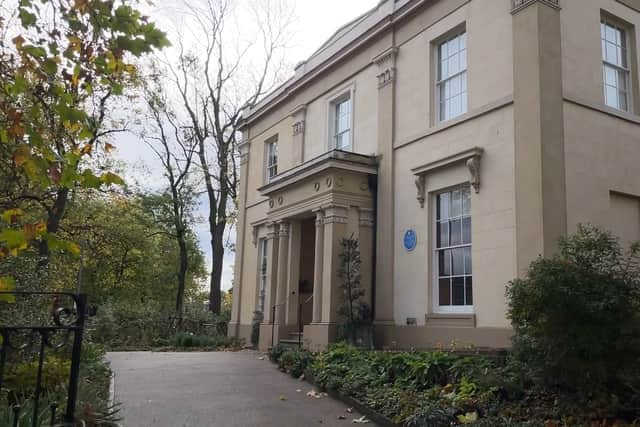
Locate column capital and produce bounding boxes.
[323,205,349,224]
[511,0,560,14]
[313,209,325,228]
[358,207,375,228]
[277,220,290,237]
[266,222,279,240]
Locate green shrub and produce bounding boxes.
[506,225,640,393]
[172,332,241,349]
[277,348,314,378]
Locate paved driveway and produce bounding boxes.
[107,351,376,427]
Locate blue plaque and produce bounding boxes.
[403,229,417,252]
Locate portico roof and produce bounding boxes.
[258,150,378,196]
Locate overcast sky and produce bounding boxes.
[115,0,379,291]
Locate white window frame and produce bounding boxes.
[327,85,355,152]
[601,18,632,113]
[435,29,468,123]
[432,186,473,314]
[265,136,278,182]
[257,238,268,313]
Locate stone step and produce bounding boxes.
[278,338,303,348]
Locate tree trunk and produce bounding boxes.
[38,187,69,267]
[175,230,188,319]
[209,221,226,314]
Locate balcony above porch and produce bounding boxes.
[257,150,378,220]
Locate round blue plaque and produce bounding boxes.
[403,229,417,252]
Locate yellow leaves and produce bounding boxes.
[67,35,82,52]
[63,121,82,133]
[2,208,24,224]
[23,221,46,240]
[457,412,478,424]
[104,142,115,153]
[73,0,89,13]
[13,144,30,166]
[0,276,16,303]
[81,143,93,155]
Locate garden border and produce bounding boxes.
[303,370,399,427]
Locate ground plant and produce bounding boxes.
[267,227,640,426]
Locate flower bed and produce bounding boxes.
[269,343,640,426]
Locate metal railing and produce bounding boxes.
[297,295,313,348]
[0,291,86,427]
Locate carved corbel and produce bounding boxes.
[252,226,259,246]
[466,155,481,194]
[415,175,426,208]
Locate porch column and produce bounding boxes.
[262,222,279,324]
[286,220,301,325]
[358,208,375,311]
[312,210,325,323]
[322,205,349,323]
[275,221,290,325]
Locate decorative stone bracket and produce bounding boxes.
[372,47,398,89]
[411,147,484,208]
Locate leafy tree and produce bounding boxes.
[0,0,169,290]
[141,71,198,318]
[165,0,294,313]
[337,235,370,344]
[507,224,640,394]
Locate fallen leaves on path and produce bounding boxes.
[352,415,370,424]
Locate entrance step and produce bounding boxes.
[278,338,302,348]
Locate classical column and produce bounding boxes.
[321,205,349,323]
[358,208,375,310]
[262,222,279,324]
[275,221,290,325]
[512,0,566,273]
[372,46,397,324]
[312,210,325,324]
[286,220,301,326]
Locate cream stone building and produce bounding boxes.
[228,0,640,351]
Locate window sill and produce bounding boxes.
[425,313,476,328]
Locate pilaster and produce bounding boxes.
[358,208,375,312]
[512,0,567,273]
[321,205,349,323]
[291,104,307,165]
[262,222,279,324]
[373,43,397,324]
[285,220,301,325]
[275,221,290,326]
[312,210,325,324]
[228,138,251,337]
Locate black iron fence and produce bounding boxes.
[0,291,86,427]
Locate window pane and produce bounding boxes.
[460,32,466,50]
[605,85,619,108]
[464,246,472,275]
[604,66,617,86]
[606,24,617,43]
[452,277,465,306]
[450,219,462,246]
[451,190,462,217]
[438,222,450,248]
[439,249,451,276]
[465,277,473,306]
[439,278,451,306]
[462,188,471,215]
[619,91,628,111]
[452,248,465,276]
[438,192,450,220]
[618,70,628,91]
[462,217,471,245]
[606,41,619,65]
